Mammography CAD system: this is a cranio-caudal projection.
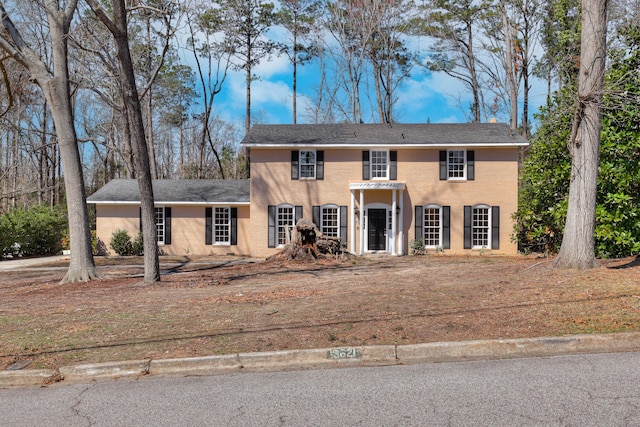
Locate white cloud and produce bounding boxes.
[255,54,291,79]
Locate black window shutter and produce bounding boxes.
[340,206,348,247]
[139,208,142,232]
[491,206,500,249]
[467,150,475,180]
[164,207,172,245]
[316,151,324,180]
[414,206,423,241]
[389,150,397,180]
[230,207,238,246]
[268,205,276,248]
[291,151,299,180]
[439,151,447,180]
[312,206,320,228]
[463,206,472,249]
[295,206,303,223]
[362,151,370,180]
[205,207,213,245]
[442,206,450,249]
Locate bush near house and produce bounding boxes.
[110,229,144,256]
[0,206,68,257]
[515,25,640,258]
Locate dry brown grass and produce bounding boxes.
[1,254,639,369]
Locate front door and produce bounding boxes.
[367,208,387,251]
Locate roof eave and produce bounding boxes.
[242,142,530,148]
[87,201,251,206]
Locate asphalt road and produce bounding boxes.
[2,351,640,426]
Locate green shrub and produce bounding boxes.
[110,229,134,256]
[0,206,67,257]
[132,232,144,256]
[410,238,427,256]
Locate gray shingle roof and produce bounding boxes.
[87,179,250,204]
[241,123,529,147]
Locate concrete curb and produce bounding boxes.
[58,359,151,383]
[3,332,640,388]
[0,369,60,388]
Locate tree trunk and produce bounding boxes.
[0,0,98,282]
[86,0,161,282]
[554,0,608,270]
[293,29,298,125]
[501,4,518,134]
[111,0,160,283]
[466,22,481,123]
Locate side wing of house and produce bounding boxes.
[88,180,251,257]
[244,123,527,258]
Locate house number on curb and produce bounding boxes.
[327,348,362,360]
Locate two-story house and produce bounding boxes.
[88,123,528,257]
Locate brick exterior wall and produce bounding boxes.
[94,205,251,257]
[249,147,519,258]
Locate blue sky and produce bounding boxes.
[204,51,549,131]
[177,15,551,133]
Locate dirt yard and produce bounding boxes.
[1,254,639,370]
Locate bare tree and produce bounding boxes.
[0,0,98,283]
[185,1,232,178]
[278,0,321,124]
[363,0,416,124]
[553,0,608,269]
[481,0,543,136]
[323,0,379,123]
[86,0,161,283]
[416,0,487,122]
[209,0,281,134]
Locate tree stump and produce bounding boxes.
[267,218,348,261]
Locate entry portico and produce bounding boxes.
[349,182,406,256]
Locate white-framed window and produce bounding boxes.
[472,204,491,248]
[423,205,442,247]
[299,150,316,179]
[155,206,165,244]
[321,205,339,237]
[371,150,388,179]
[277,204,295,246]
[448,149,466,179]
[213,207,231,244]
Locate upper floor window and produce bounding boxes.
[371,150,388,179]
[291,150,324,180]
[448,150,466,179]
[300,150,316,179]
[362,150,397,180]
[440,150,475,181]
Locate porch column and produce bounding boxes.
[359,189,365,255]
[399,190,404,255]
[350,189,356,254]
[391,189,397,256]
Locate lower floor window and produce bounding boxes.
[423,206,441,247]
[472,206,490,248]
[214,207,230,244]
[321,206,339,237]
[155,207,165,244]
[277,205,294,245]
